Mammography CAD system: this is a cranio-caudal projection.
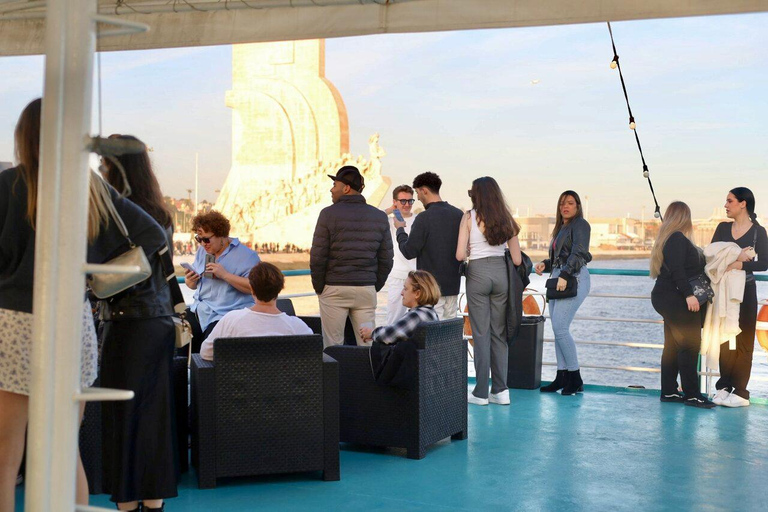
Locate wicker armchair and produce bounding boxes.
[324,318,467,460]
[190,334,340,489]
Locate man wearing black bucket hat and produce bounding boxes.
[310,166,393,347]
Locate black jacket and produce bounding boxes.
[656,231,704,297]
[396,201,464,296]
[0,167,37,313]
[88,186,174,320]
[543,216,592,280]
[310,194,393,294]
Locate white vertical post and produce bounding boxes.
[194,152,199,214]
[26,0,96,510]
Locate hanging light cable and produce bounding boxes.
[607,22,663,221]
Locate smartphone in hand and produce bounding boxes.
[180,262,196,274]
[393,209,404,222]
[203,254,215,278]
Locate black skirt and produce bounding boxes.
[100,316,178,503]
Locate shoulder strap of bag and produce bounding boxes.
[96,176,135,247]
[158,245,187,314]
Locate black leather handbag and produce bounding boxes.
[545,275,578,300]
[688,273,715,306]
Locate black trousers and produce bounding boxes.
[652,284,705,397]
[100,316,178,503]
[183,307,218,355]
[717,282,757,399]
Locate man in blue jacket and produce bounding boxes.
[310,166,393,347]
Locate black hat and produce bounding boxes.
[328,166,364,192]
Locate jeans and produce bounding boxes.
[549,267,590,371]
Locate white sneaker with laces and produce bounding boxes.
[489,389,510,405]
[712,388,730,405]
[468,391,489,406]
[721,392,750,408]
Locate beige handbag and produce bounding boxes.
[87,180,151,299]
[174,311,192,349]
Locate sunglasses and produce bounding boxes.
[398,199,415,205]
[195,235,213,244]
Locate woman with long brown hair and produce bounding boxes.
[649,201,714,408]
[534,190,591,395]
[100,134,173,246]
[0,98,105,509]
[456,177,522,406]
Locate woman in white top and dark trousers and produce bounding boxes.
[457,177,522,406]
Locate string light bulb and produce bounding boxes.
[643,170,649,178]
[610,55,618,69]
[654,211,661,219]
[629,116,636,130]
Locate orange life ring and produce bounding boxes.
[757,304,768,352]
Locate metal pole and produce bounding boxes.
[194,152,199,214]
[26,0,96,510]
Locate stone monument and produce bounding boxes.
[214,40,390,249]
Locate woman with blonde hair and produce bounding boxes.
[359,270,441,345]
[359,270,441,389]
[0,98,109,509]
[650,201,713,409]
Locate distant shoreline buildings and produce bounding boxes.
[516,208,743,251]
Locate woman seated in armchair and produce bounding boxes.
[200,262,312,361]
[359,270,441,387]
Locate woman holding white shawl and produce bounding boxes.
[650,202,714,409]
[708,187,768,408]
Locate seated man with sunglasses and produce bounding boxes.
[383,185,419,324]
[184,210,260,353]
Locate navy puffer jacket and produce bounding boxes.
[310,194,394,294]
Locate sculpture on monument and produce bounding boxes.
[214,40,390,249]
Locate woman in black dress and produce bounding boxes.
[710,187,768,408]
[90,147,178,510]
[650,202,713,409]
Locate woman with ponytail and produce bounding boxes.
[650,202,713,408]
[710,187,768,407]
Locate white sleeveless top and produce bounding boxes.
[469,210,506,259]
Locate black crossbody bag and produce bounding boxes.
[545,275,577,300]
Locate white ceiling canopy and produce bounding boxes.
[2,0,768,56]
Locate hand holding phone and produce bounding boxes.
[393,209,404,222]
[180,262,196,274]
[203,253,215,278]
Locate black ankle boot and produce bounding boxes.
[561,370,584,395]
[540,370,566,393]
[141,505,164,512]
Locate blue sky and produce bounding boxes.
[1,13,766,218]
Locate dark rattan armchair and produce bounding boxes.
[324,318,467,460]
[190,334,339,489]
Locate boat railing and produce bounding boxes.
[270,267,768,394]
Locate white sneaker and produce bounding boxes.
[489,389,510,405]
[468,391,489,406]
[712,388,730,405]
[720,392,750,408]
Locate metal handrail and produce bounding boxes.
[181,265,768,384]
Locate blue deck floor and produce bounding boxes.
[18,385,768,511]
